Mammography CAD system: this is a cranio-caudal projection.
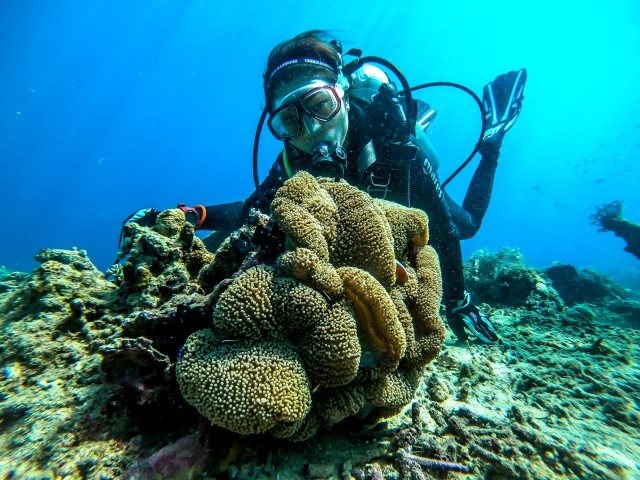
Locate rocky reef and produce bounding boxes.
[1,177,639,479]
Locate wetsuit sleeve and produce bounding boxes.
[413,99,500,240]
[197,202,245,230]
[456,152,499,239]
[197,155,286,231]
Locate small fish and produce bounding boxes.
[395,259,408,284]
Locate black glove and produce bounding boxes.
[106,208,159,276]
[479,68,527,158]
[478,128,505,158]
[118,208,158,253]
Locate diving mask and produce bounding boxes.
[268,81,345,141]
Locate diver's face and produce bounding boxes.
[271,76,349,155]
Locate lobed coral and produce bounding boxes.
[177,172,446,439]
[270,172,338,262]
[177,330,311,436]
[319,178,397,288]
[338,266,406,376]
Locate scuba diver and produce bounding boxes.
[122,30,527,344]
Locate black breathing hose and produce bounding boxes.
[407,82,487,189]
[252,107,269,190]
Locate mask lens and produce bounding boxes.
[301,88,339,120]
[269,105,299,139]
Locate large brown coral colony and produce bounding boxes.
[177,172,446,440]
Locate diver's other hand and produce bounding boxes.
[177,203,207,229]
[115,207,158,262]
[478,127,505,158]
[447,292,498,343]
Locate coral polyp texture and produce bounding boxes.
[177,331,312,436]
[176,172,446,439]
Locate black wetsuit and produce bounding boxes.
[200,90,499,337]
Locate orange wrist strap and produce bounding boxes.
[194,205,207,229]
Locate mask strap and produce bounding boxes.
[268,58,337,81]
[336,72,350,91]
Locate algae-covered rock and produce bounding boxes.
[0,217,216,477]
[543,263,634,305]
[0,248,126,478]
[464,247,562,309]
[117,208,214,309]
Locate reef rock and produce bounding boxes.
[2,192,640,478]
[0,211,216,477]
[464,247,562,309]
[116,208,214,309]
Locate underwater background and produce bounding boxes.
[1,0,639,286]
[2,2,640,479]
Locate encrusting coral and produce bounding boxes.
[118,208,214,309]
[176,172,446,439]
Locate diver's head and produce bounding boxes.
[264,31,350,163]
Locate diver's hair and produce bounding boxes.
[263,30,343,110]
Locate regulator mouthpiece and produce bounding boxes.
[308,143,347,179]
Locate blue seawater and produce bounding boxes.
[1,0,639,291]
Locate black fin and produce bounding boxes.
[483,68,527,132]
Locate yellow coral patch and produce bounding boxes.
[271,171,338,262]
[278,248,343,297]
[300,301,360,388]
[177,330,311,436]
[337,266,406,375]
[321,180,397,288]
[179,172,446,439]
[376,199,430,261]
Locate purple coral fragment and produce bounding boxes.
[397,448,471,474]
[124,432,207,479]
[149,432,207,476]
